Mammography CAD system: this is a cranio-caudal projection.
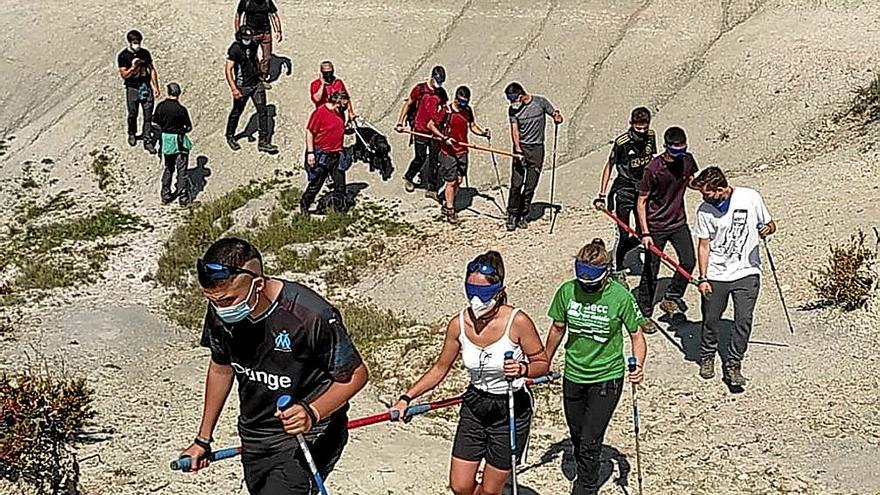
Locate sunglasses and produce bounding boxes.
[197,259,258,287]
[467,261,498,277]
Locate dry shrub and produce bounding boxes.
[810,230,878,311]
[0,369,95,494]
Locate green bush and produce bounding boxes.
[810,230,877,311]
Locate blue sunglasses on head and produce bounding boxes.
[467,261,498,277]
[197,259,258,287]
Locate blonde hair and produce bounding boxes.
[576,238,609,264]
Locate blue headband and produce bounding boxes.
[574,260,609,283]
[466,282,503,303]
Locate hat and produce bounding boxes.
[328,90,349,102]
[167,82,182,97]
[237,25,254,39]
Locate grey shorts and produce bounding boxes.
[439,153,468,182]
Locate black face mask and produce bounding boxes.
[577,280,605,293]
[629,127,649,141]
[322,72,335,83]
[338,104,348,112]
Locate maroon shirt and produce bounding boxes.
[638,153,699,232]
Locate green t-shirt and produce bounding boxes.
[547,279,646,384]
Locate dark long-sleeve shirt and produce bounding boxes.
[153,99,192,134]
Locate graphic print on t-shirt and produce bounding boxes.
[718,208,749,260]
[565,300,611,343]
[273,329,292,352]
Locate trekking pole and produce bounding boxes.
[548,122,559,234]
[600,207,698,286]
[504,351,519,495]
[627,356,644,495]
[759,223,794,334]
[276,395,330,495]
[400,129,523,159]
[347,372,562,429]
[170,446,243,471]
[486,136,508,212]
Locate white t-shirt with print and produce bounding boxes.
[694,187,772,282]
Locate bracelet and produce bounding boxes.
[641,232,652,238]
[598,193,606,198]
[300,400,319,426]
[398,394,413,405]
[194,436,212,450]
[697,276,708,283]
[306,151,315,155]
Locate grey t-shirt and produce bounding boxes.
[508,95,556,145]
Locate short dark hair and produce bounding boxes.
[504,82,525,97]
[692,166,728,190]
[455,86,471,100]
[126,30,143,43]
[328,90,349,102]
[431,65,446,82]
[321,60,334,68]
[467,250,507,305]
[202,238,263,273]
[664,126,687,146]
[631,107,651,125]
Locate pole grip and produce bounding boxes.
[170,446,242,471]
[504,351,515,382]
[627,356,638,372]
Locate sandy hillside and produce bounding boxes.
[1,1,880,494]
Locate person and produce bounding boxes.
[394,65,447,197]
[504,82,563,232]
[152,82,193,206]
[117,29,160,153]
[544,238,648,495]
[234,0,282,87]
[593,107,656,282]
[178,237,368,494]
[692,167,776,387]
[391,251,550,495]
[635,126,698,333]
[310,61,356,121]
[301,90,350,215]
[225,25,279,154]
[427,86,490,225]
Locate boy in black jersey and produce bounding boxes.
[178,238,368,494]
[593,107,656,282]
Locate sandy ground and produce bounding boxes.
[2,0,880,494]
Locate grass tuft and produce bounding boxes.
[810,230,878,311]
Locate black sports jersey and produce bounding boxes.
[607,129,656,187]
[200,280,363,454]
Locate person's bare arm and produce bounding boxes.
[305,128,316,166]
[510,312,549,377]
[470,121,488,138]
[510,121,521,153]
[599,159,614,197]
[637,192,650,240]
[697,238,710,279]
[544,321,566,366]
[271,13,283,41]
[396,96,414,128]
[309,363,368,420]
[177,360,235,471]
[118,65,137,79]
[150,64,160,98]
[234,12,242,31]
[311,81,325,105]
[400,319,461,400]
[225,60,241,98]
[427,119,445,141]
[627,329,647,383]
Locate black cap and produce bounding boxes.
[431,65,446,83]
[237,25,254,39]
[167,82,181,97]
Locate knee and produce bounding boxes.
[448,476,475,495]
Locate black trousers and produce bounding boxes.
[607,182,641,272]
[563,378,624,495]
[636,224,696,317]
[403,136,439,189]
[700,274,760,362]
[161,152,189,204]
[125,86,154,139]
[241,423,348,495]
[507,144,545,217]
[301,152,345,210]
[226,85,269,143]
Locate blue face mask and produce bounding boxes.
[667,145,688,158]
[213,279,258,323]
[506,93,519,103]
[706,195,731,213]
[456,98,469,109]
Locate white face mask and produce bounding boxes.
[241,39,252,46]
[131,43,141,51]
[469,296,497,319]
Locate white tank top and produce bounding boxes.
[458,308,526,394]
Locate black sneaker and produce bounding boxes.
[227,137,241,151]
[699,357,715,380]
[724,360,746,387]
[506,215,517,232]
[403,178,415,193]
[516,217,528,229]
[144,141,157,154]
[128,135,137,147]
[258,142,279,154]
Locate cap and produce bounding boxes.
[237,25,255,39]
[431,65,446,83]
[167,82,181,97]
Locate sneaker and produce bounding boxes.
[659,298,681,315]
[642,318,660,335]
[444,207,461,225]
[227,137,241,151]
[699,357,715,380]
[403,179,415,193]
[144,142,157,154]
[262,80,272,90]
[506,215,517,232]
[424,190,439,201]
[724,360,746,387]
[258,142,279,155]
[516,217,528,229]
[128,135,137,147]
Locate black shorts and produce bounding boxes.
[241,419,348,495]
[439,153,468,182]
[451,385,532,471]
